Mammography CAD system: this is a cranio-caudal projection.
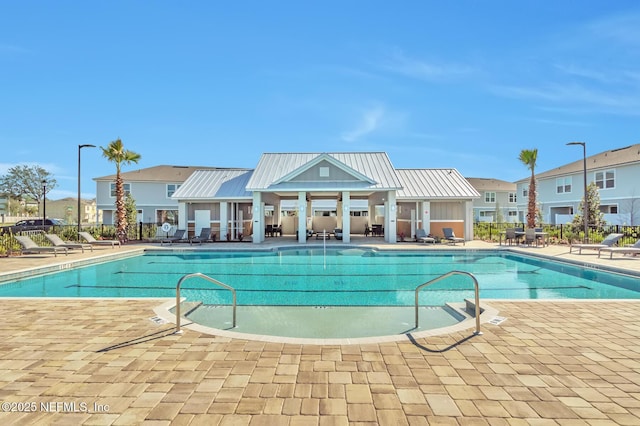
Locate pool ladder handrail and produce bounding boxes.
[175,273,237,334]
[415,270,482,335]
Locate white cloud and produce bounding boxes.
[380,49,473,81]
[341,105,385,142]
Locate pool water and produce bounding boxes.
[1,248,639,339]
[1,248,638,302]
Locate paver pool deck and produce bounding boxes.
[1,239,639,425]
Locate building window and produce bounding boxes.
[167,184,181,198]
[508,211,518,217]
[600,204,618,214]
[595,170,615,189]
[484,192,496,203]
[156,209,178,225]
[556,177,572,194]
[319,167,330,177]
[522,185,528,197]
[110,183,131,197]
[508,192,517,203]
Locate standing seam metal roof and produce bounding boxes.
[171,169,254,199]
[246,152,403,190]
[396,169,480,199]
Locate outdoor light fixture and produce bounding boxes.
[78,144,96,236]
[567,141,588,243]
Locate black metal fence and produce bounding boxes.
[474,222,640,246]
[1,221,640,256]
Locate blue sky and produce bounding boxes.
[2,1,640,200]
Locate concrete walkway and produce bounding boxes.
[1,240,639,424]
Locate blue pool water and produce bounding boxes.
[1,248,639,304]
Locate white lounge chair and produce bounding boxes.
[598,238,640,259]
[569,233,623,254]
[79,232,121,248]
[45,234,93,253]
[15,235,68,257]
[415,229,435,244]
[443,228,465,245]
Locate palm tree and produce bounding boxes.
[101,139,141,242]
[519,148,538,229]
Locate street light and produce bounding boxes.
[567,141,588,243]
[78,144,96,236]
[42,179,47,231]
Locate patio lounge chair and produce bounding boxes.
[333,228,343,240]
[79,232,121,248]
[316,230,330,240]
[415,229,435,244]
[161,229,187,246]
[45,233,93,253]
[598,238,640,259]
[442,228,465,245]
[15,235,68,257]
[190,227,214,245]
[569,233,623,254]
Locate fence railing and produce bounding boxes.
[2,221,640,256]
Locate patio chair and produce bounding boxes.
[598,238,640,259]
[569,233,623,254]
[14,235,68,257]
[45,233,93,253]
[503,228,520,246]
[415,229,435,244]
[333,228,343,240]
[190,227,213,245]
[160,229,187,246]
[316,230,330,240]
[442,228,465,245]
[524,228,538,246]
[79,231,121,248]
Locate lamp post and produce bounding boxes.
[567,141,588,243]
[78,144,96,236]
[42,179,47,231]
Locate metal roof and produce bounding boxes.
[172,169,254,200]
[396,169,481,199]
[246,152,403,191]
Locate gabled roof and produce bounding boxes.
[172,169,254,200]
[396,169,480,199]
[466,177,517,191]
[246,152,402,191]
[95,165,220,182]
[516,143,640,183]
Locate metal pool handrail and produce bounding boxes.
[414,270,482,335]
[175,273,237,334]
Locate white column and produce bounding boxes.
[178,202,187,232]
[465,200,474,241]
[421,201,431,234]
[298,192,307,243]
[220,201,228,241]
[252,192,263,244]
[342,191,350,243]
[385,191,397,243]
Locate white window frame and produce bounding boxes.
[522,185,528,198]
[484,192,496,203]
[508,192,517,203]
[167,183,181,198]
[556,177,572,194]
[595,169,615,190]
[110,183,131,198]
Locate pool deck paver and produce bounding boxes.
[0,240,639,424]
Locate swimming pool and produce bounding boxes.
[1,248,639,339]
